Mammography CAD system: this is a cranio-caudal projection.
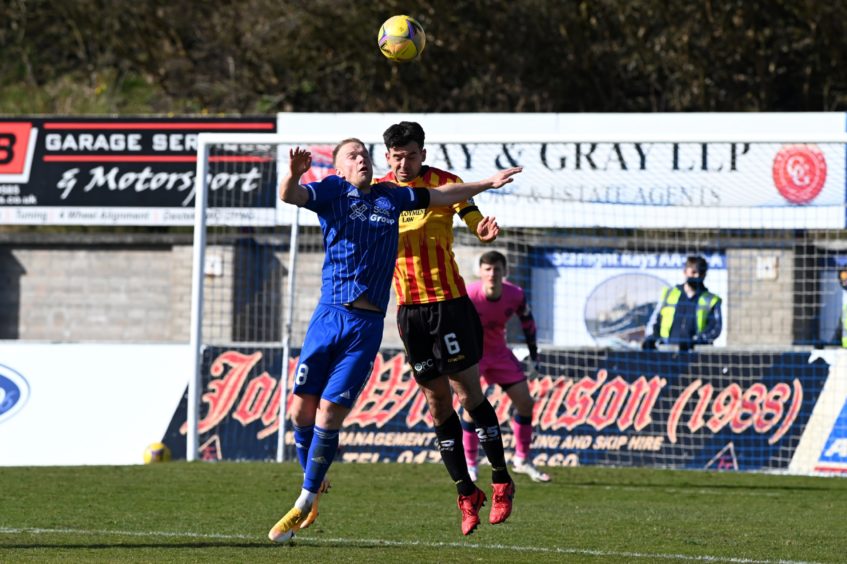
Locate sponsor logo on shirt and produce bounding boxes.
[370,198,396,225]
[370,213,395,225]
[349,201,369,221]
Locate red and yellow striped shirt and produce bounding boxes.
[377,166,485,305]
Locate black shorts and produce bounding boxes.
[397,296,484,383]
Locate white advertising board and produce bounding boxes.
[0,343,189,466]
[276,113,847,229]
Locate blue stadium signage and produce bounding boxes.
[814,398,847,474]
[163,347,829,472]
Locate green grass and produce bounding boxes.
[0,462,844,563]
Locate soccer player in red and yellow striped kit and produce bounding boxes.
[378,122,515,536]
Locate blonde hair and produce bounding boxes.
[333,138,367,165]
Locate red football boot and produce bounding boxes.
[457,487,487,535]
[489,481,515,524]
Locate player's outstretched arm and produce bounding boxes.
[279,147,312,206]
[427,166,522,207]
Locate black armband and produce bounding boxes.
[411,187,430,209]
[457,205,480,219]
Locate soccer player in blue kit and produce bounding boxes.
[268,140,522,543]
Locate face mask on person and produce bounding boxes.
[686,277,704,290]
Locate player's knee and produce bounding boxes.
[458,393,486,413]
[291,411,316,427]
[435,402,456,421]
[516,406,534,419]
[453,381,485,408]
[290,394,319,425]
[316,403,349,429]
[513,396,535,416]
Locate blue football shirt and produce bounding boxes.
[302,175,426,312]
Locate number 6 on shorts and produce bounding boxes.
[444,333,461,355]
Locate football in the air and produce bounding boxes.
[143,442,172,464]
[378,15,426,62]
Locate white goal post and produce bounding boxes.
[188,128,847,475]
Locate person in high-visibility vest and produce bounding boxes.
[830,267,847,347]
[642,255,722,351]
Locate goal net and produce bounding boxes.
[177,130,847,476]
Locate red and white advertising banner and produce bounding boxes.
[0,117,277,225]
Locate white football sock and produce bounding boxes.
[295,489,317,512]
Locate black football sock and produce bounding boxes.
[468,399,511,484]
[434,411,476,496]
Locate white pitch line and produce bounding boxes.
[0,526,818,564]
[0,526,254,541]
[570,485,782,498]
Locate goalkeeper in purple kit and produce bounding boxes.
[268,140,522,543]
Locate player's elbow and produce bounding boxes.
[280,187,307,206]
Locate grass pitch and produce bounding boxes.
[1,461,844,563]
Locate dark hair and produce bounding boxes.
[383,121,425,150]
[332,138,367,165]
[479,250,508,268]
[686,255,708,276]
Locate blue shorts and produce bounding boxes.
[294,303,384,408]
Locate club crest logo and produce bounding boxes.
[0,363,30,424]
[772,144,827,204]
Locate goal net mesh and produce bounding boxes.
[177,137,847,474]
